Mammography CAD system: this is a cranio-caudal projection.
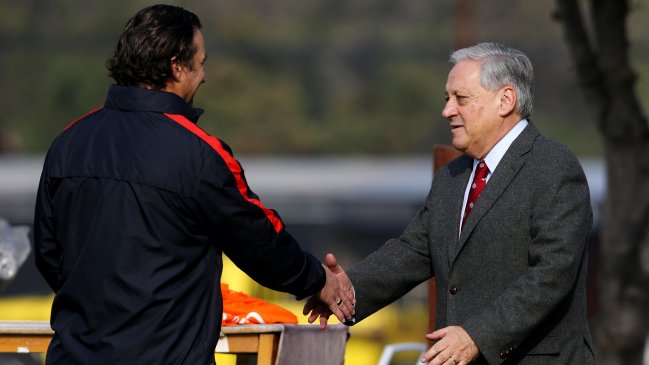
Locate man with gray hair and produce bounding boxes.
[305,42,594,364]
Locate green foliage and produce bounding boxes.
[2,0,647,155]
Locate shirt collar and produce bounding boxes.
[104,84,204,123]
[480,119,529,172]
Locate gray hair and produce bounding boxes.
[450,42,534,118]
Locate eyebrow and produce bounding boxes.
[446,89,470,96]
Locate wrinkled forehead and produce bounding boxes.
[445,60,483,93]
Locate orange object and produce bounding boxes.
[221,284,298,326]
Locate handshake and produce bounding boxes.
[302,253,355,329]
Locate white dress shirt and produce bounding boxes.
[459,119,529,232]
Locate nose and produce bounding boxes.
[442,99,456,119]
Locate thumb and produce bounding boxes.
[425,327,449,341]
[325,253,341,272]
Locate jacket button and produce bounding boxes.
[500,352,506,359]
[449,287,458,295]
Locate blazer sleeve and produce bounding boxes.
[347,191,434,322]
[462,148,593,364]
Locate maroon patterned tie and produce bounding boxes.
[462,160,489,229]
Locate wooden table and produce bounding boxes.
[0,321,348,365]
[0,321,52,353]
[218,324,287,365]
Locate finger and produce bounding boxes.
[325,253,344,273]
[304,298,327,323]
[306,305,319,323]
[307,303,327,324]
[332,299,351,322]
[319,313,330,330]
[329,302,346,323]
[302,299,313,316]
[312,307,332,329]
[342,283,355,306]
[339,298,355,319]
[423,352,456,365]
[325,253,337,268]
[337,294,357,320]
[442,354,458,365]
[420,341,447,363]
[425,327,449,341]
[308,312,318,324]
[303,296,320,315]
[329,296,353,323]
[308,307,326,324]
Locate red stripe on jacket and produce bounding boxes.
[164,113,284,233]
[64,107,104,130]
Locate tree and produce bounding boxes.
[553,0,649,363]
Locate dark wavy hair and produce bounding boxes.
[106,5,202,89]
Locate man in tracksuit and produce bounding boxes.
[33,5,354,364]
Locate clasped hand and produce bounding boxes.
[302,253,355,329]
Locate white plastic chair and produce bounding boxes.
[376,342,428,365]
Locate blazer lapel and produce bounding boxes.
[451,123,540,264]
[444,156,474,268]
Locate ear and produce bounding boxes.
[497,86,516,117]
[170,56,185,81]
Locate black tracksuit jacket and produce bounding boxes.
[34,85,325,364]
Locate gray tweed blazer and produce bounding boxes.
[347,123,595,364]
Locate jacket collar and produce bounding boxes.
[104,84,204,123]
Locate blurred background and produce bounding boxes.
[1,0,647,364]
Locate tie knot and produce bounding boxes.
[475,160,489,178]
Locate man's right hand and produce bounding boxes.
[303,253,355,329]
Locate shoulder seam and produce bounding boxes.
[163,113,284,233]
[64,107,104,131]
